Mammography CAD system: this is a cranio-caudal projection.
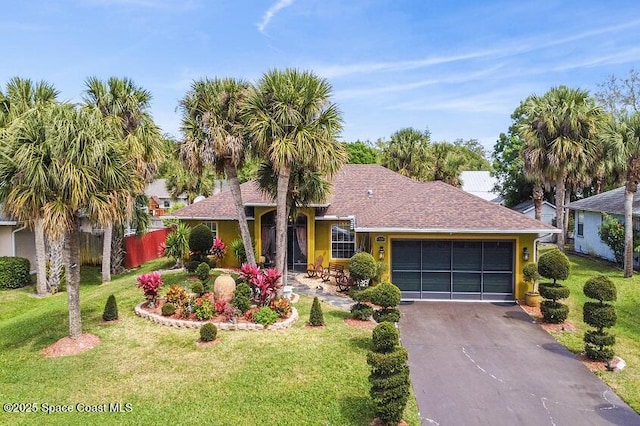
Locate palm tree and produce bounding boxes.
[0,77,59,295]
[380,128,431,180]
[163,149,217,203]
[602,112,640,277]
[179,77,257,265]
[243,69,346,279]
[83,77,163,282]
[517,86,604,251]
[429,142,466,186]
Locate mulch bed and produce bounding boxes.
[42,334,100,358]
[195,338,222,347]
[344,318,377,329]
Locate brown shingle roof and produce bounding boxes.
[169,164,558,233]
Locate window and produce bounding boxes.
[577,211,584,237]
[163,200,170,208]
[331,223,355,259]
[201,221,218,239]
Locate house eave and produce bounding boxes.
[355,227,561,234]
[163,215,254,221]
[0,221,18,226]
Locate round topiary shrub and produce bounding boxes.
[309,296,325,326]
[190,281,205,296]
[372,322,399,353]
[538,249,570,284]
[102,294,118,321]
[189,224,213,260]
[373,308,401,324]
[369,282,401,309]
[540,300,569,324]
[162,302,176,316]
[349,252,377,283]
[523,262,540,293]
[185,260,200,273]
[583,275,617,302]
[0,256,31,290]
[539,283,570,301]
[350,302,374,320]
[200,323,217,342]
[232,282,252,313]
[195,262,211,282]
[583,302,617,329]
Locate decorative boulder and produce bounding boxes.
[214,274,236,302]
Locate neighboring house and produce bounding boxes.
[512,200,556,243]
[0,205,36,271]
[459,171,503,204]
[168,165,558,301]
[145,179,189,217]
[567,186,640,268]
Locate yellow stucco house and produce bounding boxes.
[168,164,558,301]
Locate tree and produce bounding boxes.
[596,68,640,120]
[379,128,430,180]
[429,142,467,186]
[243,69,346,282]
[343,140,379,164]
[601,113,640,277]
[83,77,163,282]
[517,86,605,250]
[452,138,492,171]
[0,77,58,295]
[179,77,256,266]
[492,132,534,208]
[161,137,217,203]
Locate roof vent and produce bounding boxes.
[367,189,373,198]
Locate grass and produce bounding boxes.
[0,258,420,425]
[539,248,640,412]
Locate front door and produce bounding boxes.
[287,214,308,271]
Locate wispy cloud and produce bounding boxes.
[257,0,295,33]
[389,88,527,115]
[84,0,200,10]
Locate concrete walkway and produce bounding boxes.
[287,272,353,310]
[399,302,639,426]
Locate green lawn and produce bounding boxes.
[0,259,420,425]
[541,249,640,412]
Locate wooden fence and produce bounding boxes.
[124,228,171,269]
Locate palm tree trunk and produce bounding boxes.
[66,219,82,338]
[34,218,48,295]
[624,181,636,278]
[275,166,291,287]
[101,222,112,282]
[555,174,566,251]
[563,191,571,239]
[532,186,543,221]
[225,163,256,266]
[47,235,64,292]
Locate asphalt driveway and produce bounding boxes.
[399,302,640,425]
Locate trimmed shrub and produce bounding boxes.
[200,323,217,342]
[372,322,399,353]
[367,323,410,425]
[102,294,118,321]
[523,262,540,293]
[232,283,252,313]
[583,275,618,361]
[252,307,279,326]
[538,249,570,284]
[373,308,401,324]
[190,281,205,296]
[189,224,213,258]
[195,262,211,283]
[309,296,325,326]
[349,252,377,282]
[539,283,570,301]
[0,256,31,290]
[539,300,569,324]
[162,302,176,316]
[350,302,374,320]
[369,282,401,309]
[185,260,200,273]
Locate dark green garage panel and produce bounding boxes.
[391,240,514,300]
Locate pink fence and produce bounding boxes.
[124,228,170,269]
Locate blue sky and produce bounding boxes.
[2,0,640,151]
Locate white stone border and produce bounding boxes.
[134,302,299,331]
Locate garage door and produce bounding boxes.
[391,240,514,300]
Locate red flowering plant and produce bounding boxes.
[238,263,282,306]
[215,298,228,315]
[136,271,163,307]
[210,237,226,260]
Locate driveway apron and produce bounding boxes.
[399,302,639,426]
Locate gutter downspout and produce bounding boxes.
[12,222,27,256]
[533,233,554,261]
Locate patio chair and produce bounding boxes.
[306,255,324,278]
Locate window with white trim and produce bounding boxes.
[331,223,355,259]
[577,211,584,237]
[201,221,218,239]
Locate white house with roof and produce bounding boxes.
[512,200,556,242]
[567,186,640,268]
[0,205,36,271]
[459,171,503,203]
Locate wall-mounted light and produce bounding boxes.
[378,246,385,261]
[522,247,530,261]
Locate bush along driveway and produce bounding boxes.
[399,301,640,426]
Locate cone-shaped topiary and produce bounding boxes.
[102,294,118,321]
[309,296,325,326]
[200,323,218,342]
[349,252,377,283]
[583,275,617,361]
[367,322,410,425]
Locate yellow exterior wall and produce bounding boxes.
[183,219,254,268]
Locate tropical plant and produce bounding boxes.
[179,77,256,266]
[211,237,226,260]
[102,294,119,321]
[269,297,292,318]
[243,68,346,284]
[239,263,282,306]
[379,127,431,180]
[598,213,626,265]
[193,296,214,321]
[252,306,279,326]
[309,296,325,326]
[137,271,163,306]
[83,76,163,281]
[230,238,247,264]
[517,86,605,250]
[583,275,618,361]
[164,284,189,309]
[164,223,190,268]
